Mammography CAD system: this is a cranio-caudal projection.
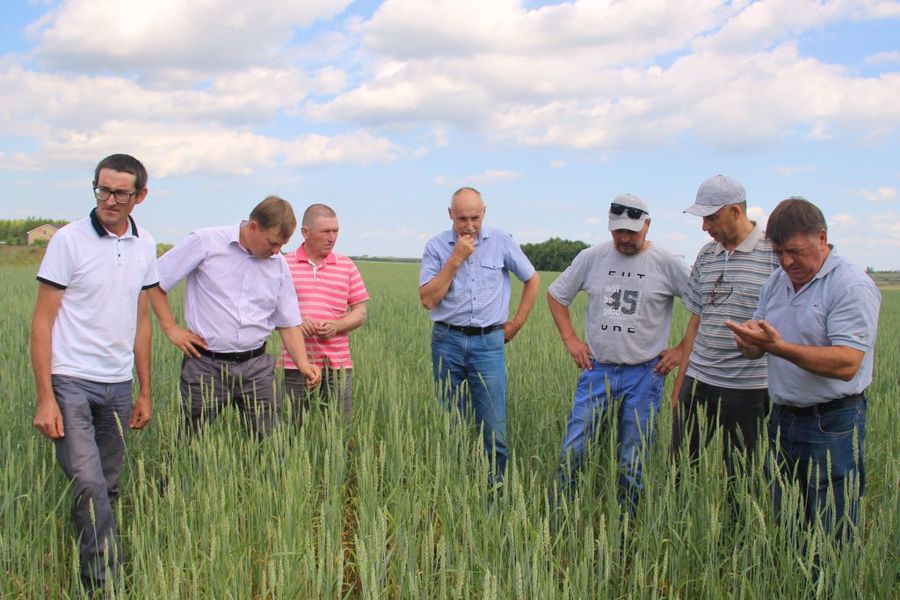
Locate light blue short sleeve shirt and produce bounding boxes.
[419,226,536,327]
[753,252,881,407]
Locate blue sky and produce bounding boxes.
[1,0,898,268]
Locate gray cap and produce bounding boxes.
[684,175,746,217]
[609,193,650,232]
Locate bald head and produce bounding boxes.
[302,203,337,228]
[301,203,339,262]
[448,187,486,238]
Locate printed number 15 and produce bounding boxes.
[608,289,638,314]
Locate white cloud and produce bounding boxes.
[747,205,767,220]
[829,213,858,228]
[29,0,353,73]
[305,3,900,151]
[586,216,604,225]
[431,169,520,186]
[549,159,566,169]
[865,50,900,66]
[27,121,396,177]
[464,169,520,184]
[775,164,818,175]
[858,186,897,203]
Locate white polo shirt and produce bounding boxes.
[37,210,159,383]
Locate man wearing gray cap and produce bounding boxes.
[548,194,690,513]
[671,175,779,475]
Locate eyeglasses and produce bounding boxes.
[709,272,733,307]
[93,186,137,204]
[610,203,647,219]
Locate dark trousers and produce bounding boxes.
[284,367,352,424]
[671,376,769,476]
[179,353,279,439]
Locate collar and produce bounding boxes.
[89,208,139,238]
[295,243,337,265]
[712,221,763,255]
[231,222,243,247]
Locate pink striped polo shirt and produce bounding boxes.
[282,244,369,369]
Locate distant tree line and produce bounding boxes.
[521,237,590,272]
[0,218,70,245]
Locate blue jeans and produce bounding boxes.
[431,323,508,480]
[557,358,664,514]
[767,397,867,541]
[51,375,133,591]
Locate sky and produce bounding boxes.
[1,0,899,269]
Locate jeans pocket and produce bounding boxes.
[816,407,856,437]
[432,325,448,342]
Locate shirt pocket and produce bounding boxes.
[480,258,505,290]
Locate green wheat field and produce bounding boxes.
[1,261,898,598]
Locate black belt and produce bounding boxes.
[436,321,504,336]
[774,393,865,416]
[196,343,267,363]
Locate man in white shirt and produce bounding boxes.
[31,154,158,593]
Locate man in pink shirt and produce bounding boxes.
[283,204,369,422]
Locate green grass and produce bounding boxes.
[1,261,898,598]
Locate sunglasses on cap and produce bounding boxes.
[610,203,648,220]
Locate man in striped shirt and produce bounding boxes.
[282,204,369,423]
[671,175,779,475]
[150,197,321,440]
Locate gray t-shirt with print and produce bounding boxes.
[548,242,690,365]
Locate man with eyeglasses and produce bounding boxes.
[548,194,689,514]
[149,196,321,440]
[30,154,158,593]
[726,198,879,541]
[419,187,540,485]
[671,175,779,476]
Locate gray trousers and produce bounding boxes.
[52,375,132,591]
[283,367,352,424]
[180,353,279,439]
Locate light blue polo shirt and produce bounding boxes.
[419,226,536,327]
[753,251,881,407]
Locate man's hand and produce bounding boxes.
[503,320,522,344]
[655,346,682,375]
[451,233,476,263]
[163,324,207,358]
[315,321,339,339]
[563,336,593,371]
[129,393,152,430]
[301,363,322,388]
[300,319,320,337]
[34,400,64,439]
[724,319,770,358]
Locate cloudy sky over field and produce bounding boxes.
[1,0,899,268]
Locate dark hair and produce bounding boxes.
[302,203,337,227]
[250,196,296,239]
[93,154,148,192]
[766,197,827,246]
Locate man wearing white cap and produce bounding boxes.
[671,175,779,476]
[548,194,690,513]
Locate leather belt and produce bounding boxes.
[196,343,267,363]
[436,321,504,336]
[773,393,865,416]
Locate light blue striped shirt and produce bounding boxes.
[158,223,302,352]
[419,226,536,327]
[753,251,880,407]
